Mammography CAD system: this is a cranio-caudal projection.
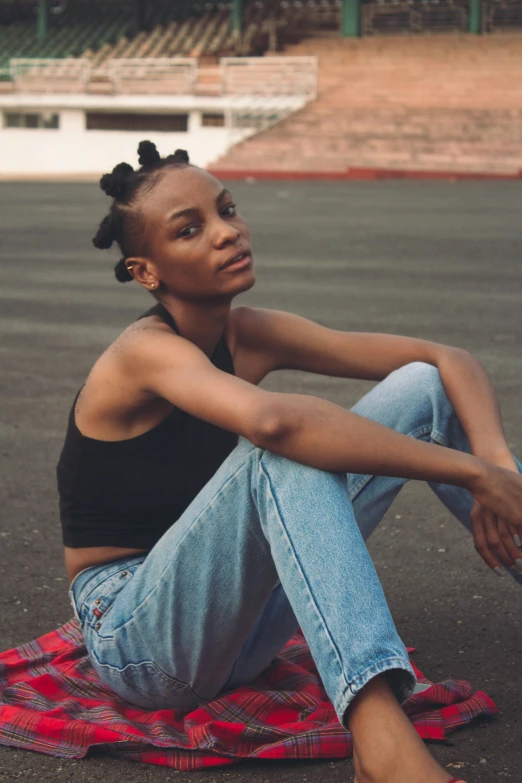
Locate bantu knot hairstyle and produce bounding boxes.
[92,140,191,285]
[92,214,116,250]
[114,258,133,283]
[99,162,134,200]
[137,140,161,167]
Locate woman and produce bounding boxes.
[60,140,522,783]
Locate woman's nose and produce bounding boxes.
[213,220,240,247]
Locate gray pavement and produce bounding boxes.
[0,180,521,781]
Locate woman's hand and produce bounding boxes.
[467,455,522,574]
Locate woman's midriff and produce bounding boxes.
[65,545,149,584]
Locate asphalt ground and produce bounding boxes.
[0,180,521,782]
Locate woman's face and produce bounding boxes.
[137,165,254,302]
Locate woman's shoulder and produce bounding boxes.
[110,312,177,357]
[226,305,268,343]
[73,318,178,440]
[226,305,294,351]
[80,313,176,396]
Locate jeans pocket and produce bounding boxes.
[90,656,205,711]
[75,560,145,639]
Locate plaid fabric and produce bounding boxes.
[0,620,498,769]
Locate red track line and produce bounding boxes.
[208,167,522,182]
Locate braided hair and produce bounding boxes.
[92,140,191,283]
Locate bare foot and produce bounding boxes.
[352,741,459,783]
[354,778,465,783]
[353,763,464,783]
[347,675,465,783]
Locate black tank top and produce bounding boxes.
[57,303,238,549]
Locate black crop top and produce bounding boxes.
[57,303,238,549]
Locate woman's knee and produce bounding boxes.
[258,448,344,490]
[351,361,454,437]
[387,362,460,444]
[388,361,447,402]
[390,361,439,384]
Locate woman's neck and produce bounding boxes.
[158,296,232,358]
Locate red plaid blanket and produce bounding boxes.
[0,619,498,769]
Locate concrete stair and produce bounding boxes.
[211,34,522,175]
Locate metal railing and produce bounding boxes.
[219,58,317,151]
[223,94,311,149]
[361,0,469,34]
[107,58,198,95]
[5,55,318,153]
[483,0,522,30]
[10,58,91,92]
[220,56,317,100]
[6,55,318,99]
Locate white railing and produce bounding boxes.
[108,58,198,95]
[7,55,317,99]
[223,94,310,149]
[101,56,317,149]
[5,55,318,151]
[220,56,317,99]
[219,57,317,150]
[10,58,91,92]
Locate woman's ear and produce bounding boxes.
[126,257,158,291]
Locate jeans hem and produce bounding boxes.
[336,655,417,729]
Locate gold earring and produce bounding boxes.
[150,283,156,289]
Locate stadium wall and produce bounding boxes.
[0,94,236,177]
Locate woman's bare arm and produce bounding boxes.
[120,326,477,486]
[119,325,522,568]
[231,307,522,572]
[232,307,513,466]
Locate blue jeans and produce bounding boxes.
[68,362,521,728]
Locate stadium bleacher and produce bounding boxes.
[86,8,236,64]
[2,0,522,81]
[0,3,132,73]
[212,32,522,174]
[0,0,335,94]
[1,0,522,176]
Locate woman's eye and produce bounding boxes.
[178,225,198,238]
[222,203,237,217]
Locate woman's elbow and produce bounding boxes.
[248,399,295,449]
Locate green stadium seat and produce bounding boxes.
[0,0,353,72]
[0,2,136,73]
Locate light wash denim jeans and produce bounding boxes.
[68,362,521,728]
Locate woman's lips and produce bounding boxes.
[220,253,252,272]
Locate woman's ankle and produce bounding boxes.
[347,674,452,783]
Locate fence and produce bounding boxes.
[361,0,470,34]
[10,58,91,93]
[483,0,522,30]
[220,56,317,99]
[219,57,317,149]
[6,56,317,99]
[4,56,318,152]
[107,58,198,95]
